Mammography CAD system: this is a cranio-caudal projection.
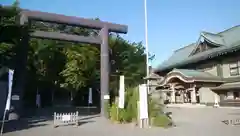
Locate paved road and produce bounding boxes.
[164,107,240,136]
[3,107,240,136]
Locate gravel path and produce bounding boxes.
[2,107,240,136]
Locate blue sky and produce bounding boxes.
[1,0,240,68]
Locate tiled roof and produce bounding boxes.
[156,43,196,71]
[170,69,222,81]
[155,25,240,72]
[158,69,224,86]
[218,25,240,46]
[201,32,225,46]
[211,82,240,90]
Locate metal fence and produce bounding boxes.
[53,111,79,127]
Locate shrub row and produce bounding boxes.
[108,87,173,127]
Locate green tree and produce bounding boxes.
[109,35,146,96]
[0,3,154,107]
[60,44,99,91]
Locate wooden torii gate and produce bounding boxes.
[1,8,128,120]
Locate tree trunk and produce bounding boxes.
[52,88,54,105]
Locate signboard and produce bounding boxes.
[5,69,14,111]
[139,84,148,119]
[62,115,71,121]
[11,95,19,101]
[104,95,110,100]
[88,88,93,104]
[118,75,125,108]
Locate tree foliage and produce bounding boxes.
[0,2,154,106]
[60,44,99,90]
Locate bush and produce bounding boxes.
[109,86,173,128]
[109,103,118,121]
[148,95,173,128]
[124,87,139,122]
[148,96,160,117]
[109,87,139,123]
[151,114,172,128]
[109,101,132,123]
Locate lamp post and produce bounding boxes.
[143,0,150,128]
[144,0,149,91]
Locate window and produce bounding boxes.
[229,62,240,76]
[233,92,240,100]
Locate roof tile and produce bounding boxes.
[156,25,240,72]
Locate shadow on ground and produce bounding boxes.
[2,106,99,134]
[3,117,50,133]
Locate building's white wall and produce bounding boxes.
[193,55,240,78]
[199,87,219,104]
[205,66,218,76]
[221,56,240,78]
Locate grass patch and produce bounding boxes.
[151,114,173,128]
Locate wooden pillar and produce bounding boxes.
[8,25,29,120]
[171,84,175,103]
[190,85,197,104]
[180,90,184,103]
[100,26,110,118]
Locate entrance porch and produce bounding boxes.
[159,80,200,105]
[156,69,224,106]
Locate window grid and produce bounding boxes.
[229,62,240,76]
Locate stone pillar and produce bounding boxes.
[214,93,220,107]
[162,91,167,102]
[191,87,197,104]
[171,85,175,103]
[214,93,220,103]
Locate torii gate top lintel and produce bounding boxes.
[20,9,128,34]
[17,9,128,44]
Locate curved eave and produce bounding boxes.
[158,71,224,87]
[200,32,224,46]
[203,37,223,47]
[159,72,194,86]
